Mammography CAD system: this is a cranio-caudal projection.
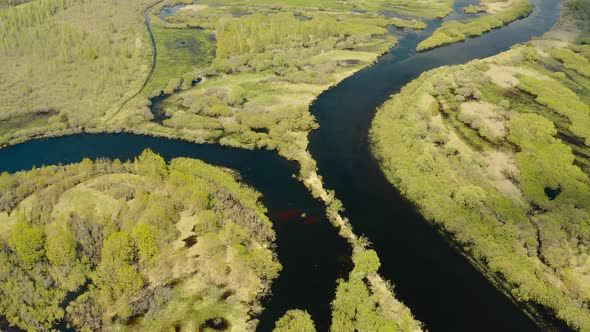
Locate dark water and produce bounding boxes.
[0,0,572,331]
[308,0,566,331]
[0,134,350,332]
[157,4,185,21]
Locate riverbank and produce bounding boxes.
[307,0,564,329]
[370,2,590,329]
[417,0,534,51]
[0,2,435,328]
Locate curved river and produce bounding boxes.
[0,134,351,331]
[0,0,569,331]
[308,0,565,331]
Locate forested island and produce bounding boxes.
[371,1,590,330]
[0,151,282,331]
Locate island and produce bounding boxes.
[371,1,590,330]
[0,150,282,331]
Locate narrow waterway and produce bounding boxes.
[308,0,565,331]
[0,0,571,331]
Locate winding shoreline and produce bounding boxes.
[0,0,573,330]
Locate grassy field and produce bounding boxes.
[104,0,434,174]
[0,0,31,7]
[417,0,533,51]
[0,0,445,162]
[464,5,486,13]
[145,26,215,96]
[550,0,590,44]
[0,151,281,331]
[0,0,153,146]
[371,5,590,328]
[194,0,454,19]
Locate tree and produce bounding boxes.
[163,78,181,95]
[46,227,77,267]
[10,221,45,265]
[99,231,136,265]
[454,185,487,210]
[351,250,380,280]
[247,248,282,281]
[330,278,398,332]
[132,222,159,262]
[135,149,167,179]
[66,290,103,332]
[46,227,87,291]
[94,232,144,316]
[273,309,317,332]
[331,278,367,332]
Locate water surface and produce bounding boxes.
[308,0,565,331]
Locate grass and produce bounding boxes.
[105,3,405,165]
[0,111,56,136]
[145,26,215,95]
[0,0,153,145]
[564,0,590,43]
[0,0,30,7]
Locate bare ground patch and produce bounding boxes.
[485,64,548,88]
[179,4,209,12]
[483,0,514,14]
[459,101,507,138]
[484,150,523,201]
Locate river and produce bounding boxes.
[308,0,565,331]
[0,0,569,331]
[0,134,351,331]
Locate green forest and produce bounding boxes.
[371,6,590,329]
[0,150,281,331]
